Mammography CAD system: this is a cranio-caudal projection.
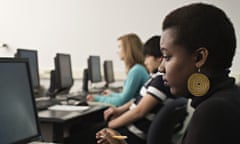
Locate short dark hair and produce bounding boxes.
[162,3,236,71]
[143,35,162,58]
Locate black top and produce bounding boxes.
[119,71,175,141]
[181,72,240,144]
[132,72,174,135]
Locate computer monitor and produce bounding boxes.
[82,68,89,92]
[0,58,42,144]
[88,55,102,83]
[54,53,74,94]
[15,49,40,90]
[103,60,115,88]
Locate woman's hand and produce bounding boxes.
[86,94,94,101]
[102,89,111,96]
[104,107,121,121]
[96,128,127,144]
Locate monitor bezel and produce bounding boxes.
[0,58,42,144]
[54,53,74,91]
[103,60,115,84]
[87,55,102,83]
[15,48,40,89]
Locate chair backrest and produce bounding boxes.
[147,97,188,144]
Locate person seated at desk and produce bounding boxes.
[96,35,176,144]
[96,2,240,144]
[87,33,149,106]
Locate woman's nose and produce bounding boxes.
[158,61,165,73]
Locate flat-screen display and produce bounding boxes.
[15,49,40,89]
[88,55,102,83]
[103,60,115,84]
[0,58,41,144]
[54,53,73,90]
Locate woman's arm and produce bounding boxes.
[104,100,134,121]
[93,65,148,106]
[108,94,159,128]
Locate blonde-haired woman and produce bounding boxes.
[87,33,149,106]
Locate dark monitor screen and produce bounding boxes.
[15,49,40,89]
[0,58,41,144]
[54,53,73,90]
[88,55,102,83]
[103,60,115,84]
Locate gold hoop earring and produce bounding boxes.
[187,68,210,96]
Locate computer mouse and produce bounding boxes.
[67,98,89,106]
[76,101,89,106]
[67,99,80,105]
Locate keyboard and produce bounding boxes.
[29,142,56,144]
[88,88,104,94]
[53,91,87,106]
[48,105,90,112]
[66,91,87,101]
[36,99,60,110]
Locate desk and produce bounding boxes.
[38,105,107,143]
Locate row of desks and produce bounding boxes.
[38,105,108,143]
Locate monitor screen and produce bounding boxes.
[88,55,102,83]
[103,60,115,84]
[15,49,40,89]
[54,53,73,90]
[0,58,41,144]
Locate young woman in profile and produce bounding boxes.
[96,35,176,144]
[87,33,149,106]
[96,3,240,144]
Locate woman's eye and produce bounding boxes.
[163,55,171,61]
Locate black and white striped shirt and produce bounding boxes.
[127,71,175,139]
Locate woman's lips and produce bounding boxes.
[163,78,169,87]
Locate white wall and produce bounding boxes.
[0,0,239,80]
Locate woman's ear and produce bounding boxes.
[194,47,208,68]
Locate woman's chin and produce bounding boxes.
[170,88,183,96]
[170,88,177,95]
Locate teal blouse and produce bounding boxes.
[93,64,149,106]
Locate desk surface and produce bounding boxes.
[38,105,107,123]
[38,104,108,143]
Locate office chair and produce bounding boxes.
[147,97,188,144]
